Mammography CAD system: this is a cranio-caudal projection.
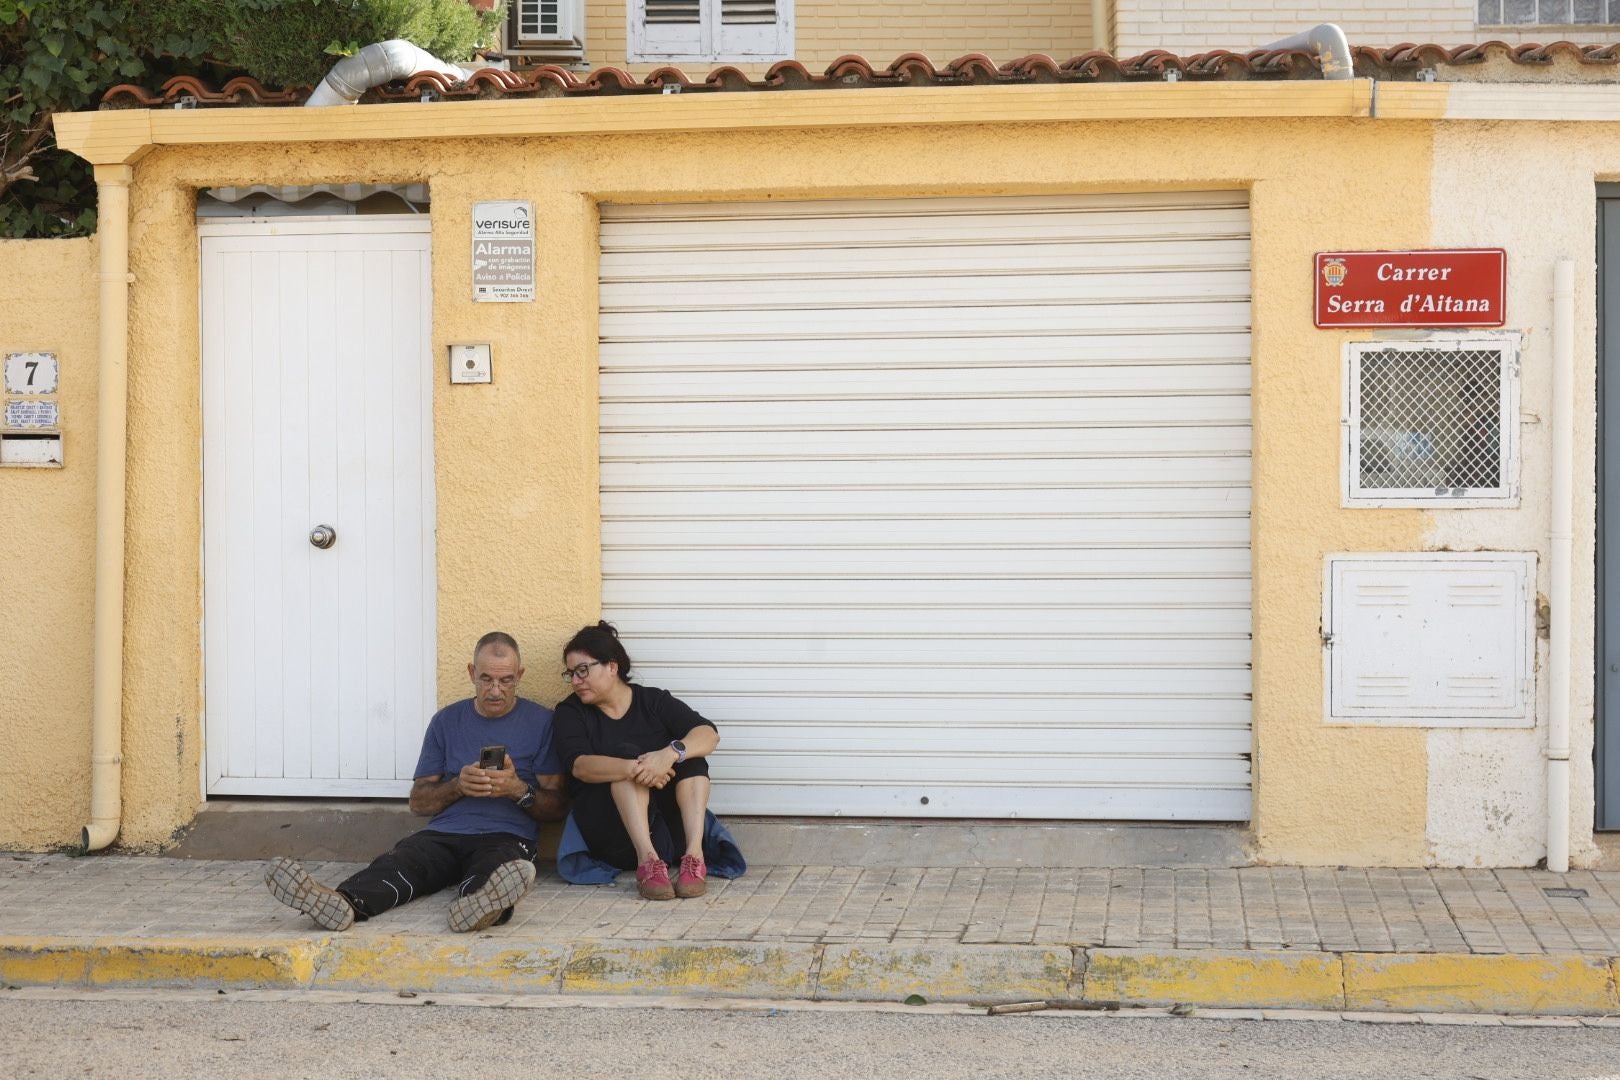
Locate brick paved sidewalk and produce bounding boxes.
[4,854,1620,955]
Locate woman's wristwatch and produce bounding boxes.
[669,740,687,764]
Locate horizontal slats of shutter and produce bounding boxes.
[599,193,1252,821]
[721,0,777,22]
[646,0,700,20]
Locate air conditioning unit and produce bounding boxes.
[505,0,586,65]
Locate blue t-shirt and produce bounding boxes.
[412,697,561,842]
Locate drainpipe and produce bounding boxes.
[305,40,470,106]
[1548,259,1575,873]
[1092,0,1109,53]
[84,163,132,853]
[1260,23,1354,81]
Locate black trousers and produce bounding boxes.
[336,829,534,921]
[572,757,710,872]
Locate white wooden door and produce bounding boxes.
[598,193,1252,820]
[201,217,436,796]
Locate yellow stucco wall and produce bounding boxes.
[583,0,1094,76]
[1248,158,1431,866]
[24,84,1610,867]
[0,237,98,848]
[108,142,608,847]
[26,89,1439,859]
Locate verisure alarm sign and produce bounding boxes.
[1314,249,1506,328]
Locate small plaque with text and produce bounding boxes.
[1315,250,1506,328]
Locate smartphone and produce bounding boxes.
[478,744,507,770]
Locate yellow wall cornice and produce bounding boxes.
[53,80,1385,165]
[66,80,1620,169]
[52,109,153,166]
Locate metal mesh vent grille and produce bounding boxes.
[1351,343,1512,501]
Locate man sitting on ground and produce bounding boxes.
[264,631,566,932]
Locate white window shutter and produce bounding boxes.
[630,0,792,61]
[716,0,789,57]
[631,0,704,59]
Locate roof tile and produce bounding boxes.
[93,43,1620,110]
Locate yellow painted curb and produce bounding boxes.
[6,932,1620,1016]
[0,939,93,985]
[1345,953,1619,1016]
[0,936,318,989]
[1084,949,1345,1010]
[816,944,1074,1003]
[315,938,566,994]
[562,942,817,998]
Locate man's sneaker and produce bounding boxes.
[264,857,355,931]
[448,859,536,933]
[674,854,707,899]
[636,853,675,901]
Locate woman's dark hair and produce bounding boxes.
[564,620,633,681]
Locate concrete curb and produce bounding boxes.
[1085,948,1345,1010]
[3,936,1619,1015]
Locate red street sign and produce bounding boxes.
[1314,249,1506,328]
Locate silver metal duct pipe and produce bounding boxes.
[305,39,470,107]
[1260,23,1354,81]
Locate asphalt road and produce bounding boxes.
[7,992,1620,1079]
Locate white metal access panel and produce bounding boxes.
[201,217,436,796]
[598,192,1253,820]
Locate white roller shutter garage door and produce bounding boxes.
[598,192,1252,820]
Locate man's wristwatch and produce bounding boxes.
[670,740,687,764]
[515,784,537,809]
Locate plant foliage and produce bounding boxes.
[218,0,502,88]
[0,0,501,238]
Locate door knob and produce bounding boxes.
[309,525,336,549]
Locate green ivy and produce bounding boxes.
[0,0,502,238]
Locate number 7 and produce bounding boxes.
[24,361,37,386]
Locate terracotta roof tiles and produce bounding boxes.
[94,41,1620,109]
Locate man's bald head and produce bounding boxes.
[473,631,521,665]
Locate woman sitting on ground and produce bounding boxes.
[552,621,724,900]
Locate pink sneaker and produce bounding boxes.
[674,854,708,898]
[636,853,674,900]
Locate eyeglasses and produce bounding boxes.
[562,660,607,682]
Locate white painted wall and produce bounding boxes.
[1424,122,1602,867]
[1113,0,1614,54]
[1427,728,1547,865]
